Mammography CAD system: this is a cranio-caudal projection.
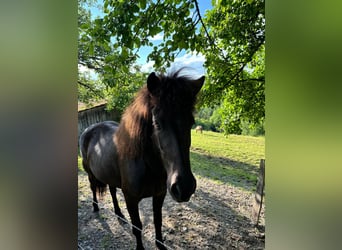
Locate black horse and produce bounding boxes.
[79,70,204,249]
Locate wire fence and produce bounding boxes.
[78,199,174,250]
[78,163,266,250]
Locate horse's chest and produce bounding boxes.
[121,160,166,197]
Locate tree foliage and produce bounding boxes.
[78,0,265,132]
[78,0,148,112]
[200,0,265,134]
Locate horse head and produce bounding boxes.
[147,71,204,202]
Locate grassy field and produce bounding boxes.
[78,130,265,191]
[190,130,265,191]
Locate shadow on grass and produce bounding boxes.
[190,150,259,191]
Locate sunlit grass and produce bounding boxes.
[191,130,264,167]
[78,156,84,173]
[190,130,265,190]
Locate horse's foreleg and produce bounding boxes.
[109,186,125,221]
[153,191,167,250]
[125,196,144,250]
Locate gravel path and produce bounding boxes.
[78,170,265,250]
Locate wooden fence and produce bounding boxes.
[252,159,265,226]
[78,103,120,139]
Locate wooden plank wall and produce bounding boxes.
[78,104,120,139]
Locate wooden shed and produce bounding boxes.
[78,102,120,139]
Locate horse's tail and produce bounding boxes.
[79,126,108,198]
[89,173,108,198]
[79,126,92,160]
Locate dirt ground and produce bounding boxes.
[78,170,265,250]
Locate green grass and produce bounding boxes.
[190,130,265,190]
[191,130,264,166]
[78,156,84,173]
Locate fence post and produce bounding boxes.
[252,159,265,226]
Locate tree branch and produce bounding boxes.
[239,77,265,82]
[220,40,265,90]
[130,0,162,63]
[78,60,102,71]
[78,80,104,98]
[193,0,214,49]
[193,0,229,62]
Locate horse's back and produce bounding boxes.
[79,121,121,187]
[79,121,118,157]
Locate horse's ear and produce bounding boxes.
[147,72,161,96]
[191,76,205,96]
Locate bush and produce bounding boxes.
[240,119,265,136]
[194,118,220,132]
[195,106,265,136]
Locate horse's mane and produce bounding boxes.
[154,69,200,113]
[115,69,200,159]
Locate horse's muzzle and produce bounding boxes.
[169,173,196,202]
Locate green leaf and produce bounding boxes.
[134,37,141,48]
[103,65,111,72]
[80,23,89,30]
[132,4,139,13]
[121,47,128,58]
[139,0,146,9]
[179,40,186,49]
[88,43,94,56]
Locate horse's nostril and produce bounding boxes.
[171,183,180,199]
[169,173,197,202]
